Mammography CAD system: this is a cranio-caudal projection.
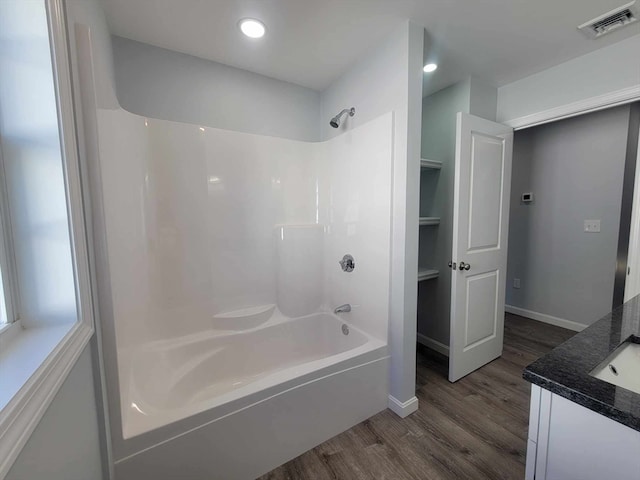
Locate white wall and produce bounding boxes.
[506,105,631,328]
[67,0,118,110]
[5,346,103,480]
[469,77,497,122]
[320,21,424,410]
[64,1,121,477]
[497,34,640,124]
[111,36,321,142]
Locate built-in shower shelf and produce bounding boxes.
[419,216,440,226]
[418,268,439,281]
[421,158,443,170]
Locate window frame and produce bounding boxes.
[0,140,20,330]
[0,0,95,477]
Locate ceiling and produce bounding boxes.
[102,0,640,95]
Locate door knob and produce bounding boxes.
[458,261,471,271]
[448,261,456,270]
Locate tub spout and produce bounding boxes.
[334,304,351,314]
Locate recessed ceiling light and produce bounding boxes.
[239,18,266,39]
[423,63,438,73]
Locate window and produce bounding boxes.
[0,268,6,326]
[0,0,95,476]
[0,149,17,330]
[0,234,12,328]
[0,0,79,333]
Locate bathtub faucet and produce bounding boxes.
[334,304,351,314]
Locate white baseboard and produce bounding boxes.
[505,305,586,332]
[417,333,450,356]
[388,395,419,418]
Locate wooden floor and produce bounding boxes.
[260,314,575,480]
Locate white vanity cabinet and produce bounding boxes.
[526,385,640,480]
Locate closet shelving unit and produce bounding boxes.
[420,158,442,170]
[419,216,440,226]
[418,268,439,281]
[418,158,442,282]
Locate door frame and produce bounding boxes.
[504,87,640,304]
[503,85,640,131]
[419,87,640,356]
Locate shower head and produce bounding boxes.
[329,107,355,128]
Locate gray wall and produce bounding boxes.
[6,347,103,480]
[507,105,631,327]
[469,78,497,122]
[111,36,321,142]
[497,34,640,123]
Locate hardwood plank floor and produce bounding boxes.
[259,314,575,480]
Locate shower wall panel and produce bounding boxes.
[318,113,393,341]
[97,110,316,347]
[96,109,393,352]
[276,224,324,318]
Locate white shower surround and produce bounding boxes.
[94,107,395,478]
[97,109,392,348]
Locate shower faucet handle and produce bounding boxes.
[339,254,355,272]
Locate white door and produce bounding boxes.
[449,112,513,382]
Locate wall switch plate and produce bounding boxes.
[522,192,534,203]
[584,219,601,233]
[513,278,521,289]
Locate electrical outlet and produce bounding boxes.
[584,220,601,233]
[513,278,521,289]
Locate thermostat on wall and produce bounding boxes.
[522,192,534,203]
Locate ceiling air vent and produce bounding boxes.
[578,1,639,38]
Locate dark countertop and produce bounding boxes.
[523,295,640,432]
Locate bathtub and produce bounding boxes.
[122,311,385,439]
[115,311,389,479]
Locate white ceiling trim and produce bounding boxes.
[505,85,640,130]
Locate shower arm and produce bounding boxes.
[337,108,355,119]
[330,107,356,128]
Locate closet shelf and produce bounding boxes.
[419,216,440,226]
[418,268,439,282]
[420,158,443,170]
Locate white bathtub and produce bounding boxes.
[121,311,386,440]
